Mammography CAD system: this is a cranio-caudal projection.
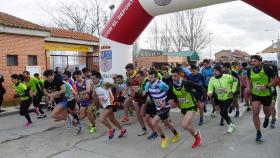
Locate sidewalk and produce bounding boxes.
[0,106,20,117]
[0,101,46,117]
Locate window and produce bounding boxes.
[49,51,79,69]
[28,55,37,66]
[7,55,18,66]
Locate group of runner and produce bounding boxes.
[10,54,278,149]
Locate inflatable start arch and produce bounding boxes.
[99,0,280,80]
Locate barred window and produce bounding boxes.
[28,55,37,66]
[7,55,18,66]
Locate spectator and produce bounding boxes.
[0,72,5,112]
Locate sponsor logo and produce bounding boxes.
[100,50,112,72]
[154,0,171,6]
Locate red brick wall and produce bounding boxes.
[0,33,46,105]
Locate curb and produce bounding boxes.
[0,109,19,117]
[0,102,48,117]
[0,107,40,117]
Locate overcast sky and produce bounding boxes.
[1,0,280,58]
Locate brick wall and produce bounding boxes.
[0,33,46,105]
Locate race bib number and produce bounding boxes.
[218,88,227,94]
[154,99,164,108]
[178,98,189,104]
[256,85,266,91]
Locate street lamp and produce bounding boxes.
[265,29,280,68]
[209,33,213,60]
[109,5,115,17]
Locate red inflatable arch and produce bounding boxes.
[99,0,280,80]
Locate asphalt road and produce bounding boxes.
[0,101,279,158]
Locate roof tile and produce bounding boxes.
[49,28,99,42]
[0,12,99,42]
[0,11,49,31]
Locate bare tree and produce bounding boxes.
[41,0,114,36]
[169,9,208,53]
[149,18,160,51]
[149,17,172,52]
[169,12,185,52]
[181,9,208,53]
[160,21,171,52]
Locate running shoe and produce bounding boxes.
[203,106,207,113]
[76,123,82,134]
[66,116,73,128]
[256,131,263,142]
[37,114,47,119]
[47,103,52,111]
[263,118,269,128]
[147,132,158,140]
[89,126,97,134]
[270,119,276,129]
[108,129,115,140]
[192,130,201,149]
[122,115,129,123]
[227,123,236,133]
[24,122,32,128]
[198,118,203,126]
[161,137,169,149]
[137,129,147,136]
[171,132,180,143]
[118,128,127,138]
[235,111,240,117]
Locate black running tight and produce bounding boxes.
[20,99,32,123]
[33,94,45,114]
[218,99,233,125]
